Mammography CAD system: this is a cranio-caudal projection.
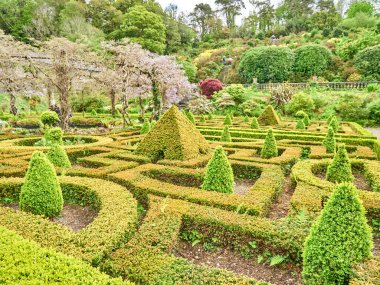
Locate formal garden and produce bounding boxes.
[1,0,380,284]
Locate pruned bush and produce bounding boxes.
[261,129,278,159]
[200,78,223,99]
[244,115,249,123]
[326,144,354,183]
[224,114,232,125]
[323,127,336,153]
[295,111,307,119]
[186,111,196,124]
[354,45,380,80]
[220,126,232,142]
[303,113,310,127]
[251,117,259,129]
[329,116,339,133]
[41,111,60,127]
[19,151,63,217]
[200,115,206,122]
[140,118,151,134]
[45,127,64,145]
[47,144,72,173]
[302,183,372,284]
[293,45,332,78]
[202,146,234,193]
[296,119,306,130]
[285,93,315,115]
[258,105,280,126]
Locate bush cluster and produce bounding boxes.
[40,111,60,127]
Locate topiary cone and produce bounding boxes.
[251,117,259,129]
[261,129,278,159]
[19,151,63,217]
[47,144,71,173]
[224,114,232,125]
[140,118,151,134]
[329,116,339,133]
[303,114,310,127]
[220,126,232,142]
[323,127,336,153]
[326,144,354,183]
[302,183,372,284]
[296,119,306,130]
[202,146,234,193]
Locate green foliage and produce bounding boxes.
[329,116,339,133]
[224,114,232,125]
[202,146,234,193]
[200,115,206,123]
[336,31,380,61]
[367,84,379,92]
[354,45,380,80]
[286,93,315,115]
[302,183,372,284]
[323,127,336,153]
[296,119,306,130]
[367,99,380,123]
[244,115,249,123]
[70,94,107,113]
[140,118,151,134]
[251,117,259,129]
[19,151,63,218]
[261,129,278,159]
[186,111,196,124]
[47,144,72,171]
[295,110,307,119]
[346,1,374,18]
[293,45,332,78]
[40,111,59,127]
[257,105,280,126]
[326,144,354,183]
[220,126,232,142]
[214,84,249,105]
[335,93,367,122]
[90,109,97,116]
[180,61,197,83]
[303,114,310,127]
[239,46,294,83]
[44,127,64,145]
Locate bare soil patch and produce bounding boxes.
[234,179,255,195]
[268,176,296,220]
[2,203,96,232]
[373,235,380,257]
[174,241,302,285]
[315,170,371,191]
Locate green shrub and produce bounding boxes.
[286,93,315,115]
[354,45,380,80]
[261,129,278,159]
[224,114,232,125]
[140,118,151,134]
[329,116,339,133]
[346,1,375,18]
[40,111,59,127]
[47,144,72,172]
[293,45,332,78]
[202,146,234,193]
[151,120,156,128]
[296,119,306,130]
[323,127,336,153]
[200,115,206,123]
[302,183,372,284]
[335,93,367,122]
[90,109,98,116]
[186,111,196,124]
[367,99,380,123]
[220,126,232,142]
[326,144,354,183]
[208,113,213,120]
[19,151,63,218]
[303,114,310,127]
[239,46,295,83]
[244,115,249,123]
[367,83,379,92]
[44,127,64,145]
[251,117,259,129]
[295,110,307,119]
[257,105,280,126]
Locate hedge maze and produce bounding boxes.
[1,106,380,285]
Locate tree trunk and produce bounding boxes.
[138,96,145,122]
[47,84,53,108]
[9,93,18,116]
[120,94,132,128]
[151,81,161,121]
[60,89,71,131]
[110,88,116,117]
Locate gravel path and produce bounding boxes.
[367,128,380,139]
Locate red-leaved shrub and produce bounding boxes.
[200,78,223,99]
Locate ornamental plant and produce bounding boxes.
[329,116,339,133]
[302,183,372,284]
[40,111,60,127]
[47,144,72,174]
[261,129,278,159]
[208,113,213,120]
[186,111,195,124]
[224,114,232,125]
[303,114,310,127]
[140,118,151,134]
[200,115,206,123]
[44,127,64,145]
[251,117,259,129]
[200,78,223,99]
[19,151,63,218]
[220,126,232,142]
[296,119,306,130]
[326,144,354,183]
[295,110,307,119]
[244,115,249,123]
[202,146,234,193]
[323,127,336,153]
[257,105,280,125]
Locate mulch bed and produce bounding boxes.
[268,176,296,220]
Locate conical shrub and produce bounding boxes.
[19,151,63,217]
[244,115,249,122]
[257,105,280,125]
[140,118,151,134]
[323,127,336,153]
[186,111,195,124]
[251,117,259,129]
[261,129,278,159]
[224,114,232,125]
[327,114,334,124]
[220,126,232,142]
[207,113,213,120]
[296,119,306,130]
[326,144,354,183]
[200,115,206,123]
[302,183,372,284]
[47,144,71,173]
[329,116,339,133]
[202,146,234,193]
[303,114,310,127]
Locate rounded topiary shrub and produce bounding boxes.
[40,111,60,127]
[140,118,151,134]
[45,127,64,145]
[224,114,232,125]
[296,119,306,130]
[19,151,63,217]
[293,45,332,78]
[251,117,259,129]
[202,146,234,193]
[302,183,372,285]
[261,129,278,159]
[323,127,336,153]
[326,144,354,183]
[354,45,380,80]
[239,46,294,83]
[295,110,307,119]
[47,144,72,172]
[200,78,223,99]
[220,126,232,142]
